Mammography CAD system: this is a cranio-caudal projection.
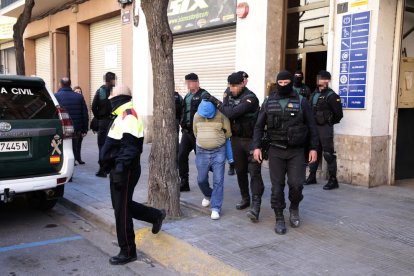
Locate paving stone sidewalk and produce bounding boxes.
[63,134,414,275]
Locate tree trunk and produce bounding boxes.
[13,0,35,75]
[141,0,181,217]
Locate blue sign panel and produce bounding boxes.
[350,36,369,49]
[347,97,365,109]
[339,11,370,109]
[349,73,367,85]
[352,11,370,25]
[348,85,366,96]
[351,24,370,37]
[350,49,368,61]
[349,61,367,73]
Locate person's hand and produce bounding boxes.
[308,150,317,163]
[81,132,87,138]
[253,149,262,164]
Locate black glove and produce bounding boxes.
[111,164,126,189]
[208,95,221,108]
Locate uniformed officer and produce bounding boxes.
[206,72,264,221]
[292,70,312,100]
[101,85,166,265]
[305,70,343,190]
[252,71,319,235]
[178,73,210,192]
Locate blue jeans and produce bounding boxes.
[195,145,226,213]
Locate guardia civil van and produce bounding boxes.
[0,75,74,209]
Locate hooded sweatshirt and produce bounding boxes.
[193,100,232,149]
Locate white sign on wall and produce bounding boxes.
[105,45,118,69]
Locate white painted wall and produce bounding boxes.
[331,0,397,137]
[132,4,153,118]
[235,0,268,103]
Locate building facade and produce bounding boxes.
[1,0,413,188]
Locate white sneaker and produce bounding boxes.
[211,211,220,220]
[201,198,210,207]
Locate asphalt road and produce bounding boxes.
[0,199,174,276]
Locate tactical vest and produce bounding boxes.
[266,93,308,148]
[96,85,113,119]
[311,89,335,125]
[293,84,310,99]
[228,89,259,138]
[183,88,207,130]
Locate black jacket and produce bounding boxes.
[92,85,112,119]
[55,87,89,132]
[252,90,319,150]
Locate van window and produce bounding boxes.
[0,84,58,120]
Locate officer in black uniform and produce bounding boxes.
[92,72,116,177]
[252,70,319,235]
[100,85,166,265]
[206,72,264,221]
[292,71,312,100]
[305,70,343,190]
[178,73,210,192]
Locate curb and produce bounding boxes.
[59,196,245,275]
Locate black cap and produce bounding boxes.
[276,70,292,81]
[227,72,244,84]
[185,73,199,81]
[318,70,331,80]
[237,71,249,79]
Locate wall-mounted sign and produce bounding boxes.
[168,0,236,34]
[339,11,370,109]
[122,10,131,24]
[105,45,118,69]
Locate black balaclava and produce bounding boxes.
[276,70,293,96]
[293,71,304,87]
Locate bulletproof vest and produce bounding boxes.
[311,89,334,125]
[266,93,308,148]
[185,88,207,129]
[228,88,259,138]
[293,84,310,99]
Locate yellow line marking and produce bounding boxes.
[135,228,246,276]
[351,0,368,7]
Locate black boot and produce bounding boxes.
[152,209,166,234]
[95,168,107,178]
[289,208,300,228]
[228,163,235,175]
[236,196,250,210]
[180,178,190,192]
[109,251,137,265]
[274,209,286,235]
[246,195,261,222]
[304,172,317,185]
[323,176,339,190]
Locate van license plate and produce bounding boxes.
[0,141,29,152]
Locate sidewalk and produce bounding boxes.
[62,134,414,275]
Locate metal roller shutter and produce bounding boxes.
[35,36,51,92]
[89,16,122,106]
[173,27,236,99]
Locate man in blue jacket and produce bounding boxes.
[55,77,89,166]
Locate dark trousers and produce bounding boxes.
[97,118,111,167]
[231,136,264,199]
[110,157,162,257]
[178,130,196,180]
[72,131,83,162]
[269,146,305,210]
[309,124,337,177]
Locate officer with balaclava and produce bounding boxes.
[292,70,312,100]
[305,70,343,190]
[252,70,319,235]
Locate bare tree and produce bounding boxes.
[13,0,35,75]
[141,0,181,217]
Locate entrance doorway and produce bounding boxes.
[395,0,414,183]
[283,0,330,90]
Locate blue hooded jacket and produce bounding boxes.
[197,99,216,119]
